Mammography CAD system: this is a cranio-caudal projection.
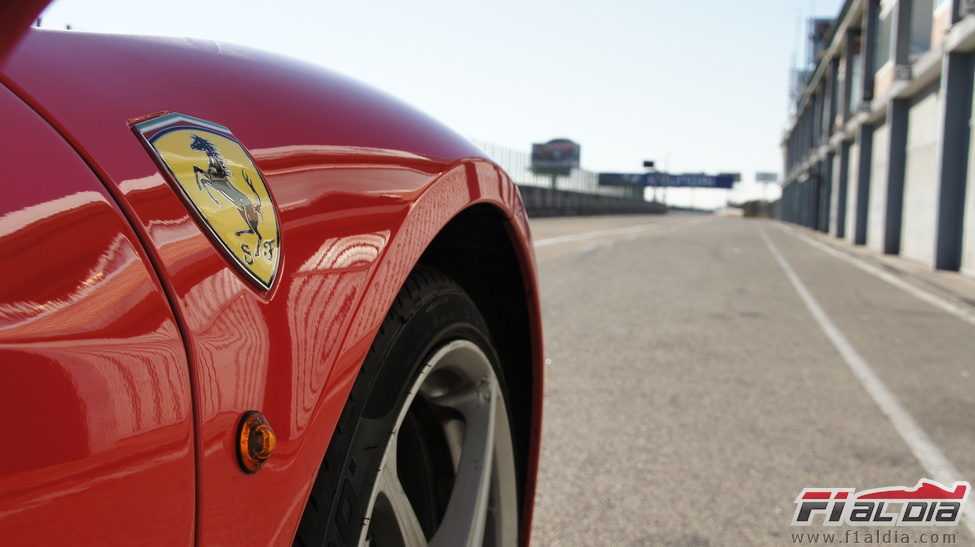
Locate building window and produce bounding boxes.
[875,2,894,71]
[831,60,840,126]
[851,35,863,110]
[911,0,934,57]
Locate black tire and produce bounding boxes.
[294,265,513,547]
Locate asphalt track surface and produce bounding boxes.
[528,214,975,546]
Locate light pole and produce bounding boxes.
[643,160,656,203]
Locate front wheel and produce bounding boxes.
[295,267,520,547]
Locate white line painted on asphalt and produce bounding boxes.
[759,227,975,536]
[778,225,975,327]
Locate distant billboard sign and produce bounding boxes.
[531,139,580,175]
[756,172,778,182]
[599,172,736,189]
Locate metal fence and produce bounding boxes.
[472,140,662,217]
[472,140,629,198]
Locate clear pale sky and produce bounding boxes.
[38,0,844,205]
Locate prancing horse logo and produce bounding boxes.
[189,134,270,261]
[134,113,281,289]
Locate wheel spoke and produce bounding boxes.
[358,341,517,547]
[430,379,497,547]
[484,390,519,546]
[376,455,427,547]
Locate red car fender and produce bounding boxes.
[1,27,542,546]
[0,0,46,65]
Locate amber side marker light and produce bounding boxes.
[237,410,276,473]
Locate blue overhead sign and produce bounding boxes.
[654,173,736,189]
[599,172,737,189]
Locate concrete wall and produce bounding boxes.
[962,68,975,276]
[517,185,666,217]
[846,140,860,243]
[901,83,942,265]
[830,151,843,236]
[964,175,975,276]
[868,121,890,252]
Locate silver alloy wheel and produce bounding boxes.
[359,340,518,547]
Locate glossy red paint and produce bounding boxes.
[1,27,541,546]
[0,0,46,65]
[0,85,194,544]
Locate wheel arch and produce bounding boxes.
[415,201,542,545]
[295,159,543,546]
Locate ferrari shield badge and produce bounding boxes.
[134,113,280,289]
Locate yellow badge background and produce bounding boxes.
[150,130,280,287]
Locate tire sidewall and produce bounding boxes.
[301,271,506,547]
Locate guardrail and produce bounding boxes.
[518,185,666,217]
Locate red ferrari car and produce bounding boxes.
[0,2,543,545]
